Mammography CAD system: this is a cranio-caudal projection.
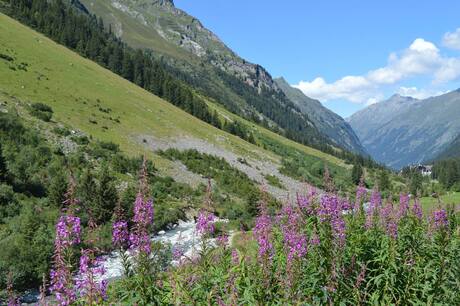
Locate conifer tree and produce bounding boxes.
[351,163,363,185]
[0,142,6,182]
[94,164,118,223]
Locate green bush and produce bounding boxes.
[29,103,53,122]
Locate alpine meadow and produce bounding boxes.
[0,0,459,305]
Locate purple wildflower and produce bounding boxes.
[365,188,382,229]
[380,203,398,239]
[309,229,320,246]
[112,220,129,248]
[172,246,185,261]
[217,233,229,247]
[75,250,107,304]
[430,209,448,231]
[231,249,239,265]
[411,198,423,220]
[331,216,346,247]
[50,214,81,306]
[254,213,273,259]
[398,193,410,219]
[130,194,154,255]
[355,179,367,214]
[196,210,216,236]
[277,203,308,262]
[319,194,347,247]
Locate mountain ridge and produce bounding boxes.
[275,77,366,154]
[349,90,460,168]
[76,0,366,154]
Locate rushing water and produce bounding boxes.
[99,219,227,281]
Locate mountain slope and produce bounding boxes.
[275,77,365,154]
[435,134,460,160]
[76,0,352,152]
[0,11,350,200]
[348,92,460,168]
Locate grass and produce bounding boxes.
[420,191,460,213]
[264,174,284,189]
[0,12,349,189]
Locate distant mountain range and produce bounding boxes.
[75,0,366,153]
[274,78,365,154]
[348,91,460,168]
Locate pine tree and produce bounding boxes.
[78,168,97,209]
[409,171,423,196]
[48,170,68,207]
[0,142,6,182]
[94,164,119,223]
[379,170,391,192]
[351,163,363,185]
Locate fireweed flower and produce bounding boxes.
[231,249,239,265]
[277,203,308,262]
[129,194,154,255]
[355,180,367,214]
[411,198,423,221]
[217,233,229,247]
[319,194,347,247]
[254,213,273,259]
[380,203,398,239]
[172,246,185,261]
[296,185,317,214]
[430,209,448,231]
[309,229,320,246]
[196,210,216,236]
[398,193,410,219]
[50,214,81,306]
[112,220,129,248]
[365,188,382,229]
[75,249,108,303]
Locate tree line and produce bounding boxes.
[2,0,259,143]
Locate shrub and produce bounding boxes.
[29,103,53,122]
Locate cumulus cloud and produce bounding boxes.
[443,28,460,50]
[397,86,446,100]
[293,37,460,104]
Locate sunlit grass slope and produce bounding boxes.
[0,13,346,174]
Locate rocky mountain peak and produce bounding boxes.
[152,0,174,7]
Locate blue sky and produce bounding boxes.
[175,0,460,117]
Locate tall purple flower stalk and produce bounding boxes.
[196,210,216,236]
[75,249,108,303]
[319,194,347,247]
[430,209,448,231]
[129,195,154,255]
[398,193,410,219]
[253,195,273,260]
[380,203,398,239]
[50,180,80,306]
[354,178,367,214]
[296,185,317,215]
[411,198,423,220]
[365,188,382,229]
[112,220,129,248]
[129,160,154,255]
[278,204,308,263]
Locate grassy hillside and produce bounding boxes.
[0,13,349,196]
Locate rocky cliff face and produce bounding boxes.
[76,0,349,151]
[348,91,460,168]
[275,77,366,154]
[81,0,279,93]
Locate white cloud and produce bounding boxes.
[293,37,460,104]
[434,57,460,83]
[443,28,460,50]
[397,86,446,100]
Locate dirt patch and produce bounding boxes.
[137,134,308,200]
